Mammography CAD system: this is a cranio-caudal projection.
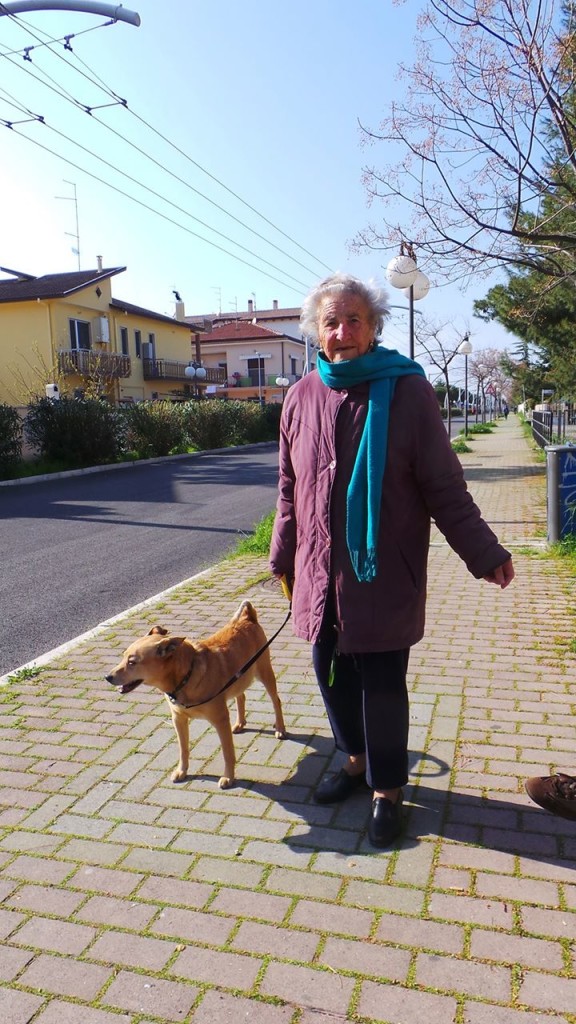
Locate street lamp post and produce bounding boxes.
[457,334,473,437]
[275,375,289,403]
[385,241,430,360]
[184,360,207,399]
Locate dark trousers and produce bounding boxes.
[312,614,410,791]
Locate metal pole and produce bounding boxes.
[464,355,469,437]
[0,1,141,23]
[409,284,415,360]
[546,446,560,544]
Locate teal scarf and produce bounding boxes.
[317,346,426,582]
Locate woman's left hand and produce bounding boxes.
[483,558,515,589]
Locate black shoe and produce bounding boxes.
[368,791,403,847]
[313,768,367,804]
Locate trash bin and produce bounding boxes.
[546,444,576,543]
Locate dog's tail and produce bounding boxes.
[233,600,258,623]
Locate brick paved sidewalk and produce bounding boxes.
[1,416,575,1024]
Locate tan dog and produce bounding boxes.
[106,600,286,788]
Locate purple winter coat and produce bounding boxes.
[269,368,510,653]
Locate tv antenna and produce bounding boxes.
[55,180,80,269]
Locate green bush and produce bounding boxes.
[451,436,473,454]
[122,401,186,458]
[181,399,282,450]
[0,403,23,479]
[24,397,121,467]
[466,422,495,434]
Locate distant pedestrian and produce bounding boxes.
[503,403,509,419]
[270,272,515,848]
[525,774,576,820]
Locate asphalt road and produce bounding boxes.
[0,446,280,677]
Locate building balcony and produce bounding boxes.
[143,359,226,384]
[58,348,131,379]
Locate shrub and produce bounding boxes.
[467,422,495,434]
[24,397,121,467]
[122,401,186,458]
[451,436,473,454]
[182,399,282,450]
[0,403,23,478]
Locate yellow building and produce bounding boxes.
[0,266,224,407]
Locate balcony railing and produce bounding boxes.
[58,348,131,379]
[143,359,226,384]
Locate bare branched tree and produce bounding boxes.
[355,0,576,282]
[414,319,465,435]
[469,347,510,418]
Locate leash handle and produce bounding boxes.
[279,574,293,602]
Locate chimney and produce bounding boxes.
[247,299,253,313]
[273,299,278,310]
[175,300,185,320]
[96,255,103,272]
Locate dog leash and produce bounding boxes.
[167,579,292,710]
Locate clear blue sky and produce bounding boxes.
[0,0,515,365]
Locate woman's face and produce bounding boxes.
[317,292,376,362]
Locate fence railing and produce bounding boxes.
[532,409,569,448]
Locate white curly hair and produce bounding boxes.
[300,272,390,341]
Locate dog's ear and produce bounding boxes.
[157,636,185,657]
[148,626,169,636]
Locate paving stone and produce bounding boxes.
[289,899,373,938]
[521,905,576,940]
[170,944,262,990]
[260,960,355,1015]
[265,866,341,900]
[320,935,411,980]
[0,907,27,939]
[12,916,96,955]
[519,971,576,1014]
[0,945,34,981]
[18,952,112,999]
[0,987,45,1024]
[427,891,514,929]
[103,968,198,1020]
[88,929,176,970]
[416,950,511,1000]
[135,874,212,908]
[68,863,143,896]
[33,1002,131,1024]
[149,905,234,945]
[470,928,564,970]
[231,919,320,962]
[189,989,293,1023]
[210,886,290,922]
[5,883,85,917]
[376,914,465,954]
[76,893,157,930]
[57,838,127,867]
[463,1004,571,1024]
[357,979,457,1023]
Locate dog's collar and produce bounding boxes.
[167,665,195,706]
[166,606,292,711]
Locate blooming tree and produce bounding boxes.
[356,0,576,282]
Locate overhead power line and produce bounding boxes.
[1,119,313,295]
[0,10,334,280]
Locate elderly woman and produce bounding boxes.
[270,272,514,848]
